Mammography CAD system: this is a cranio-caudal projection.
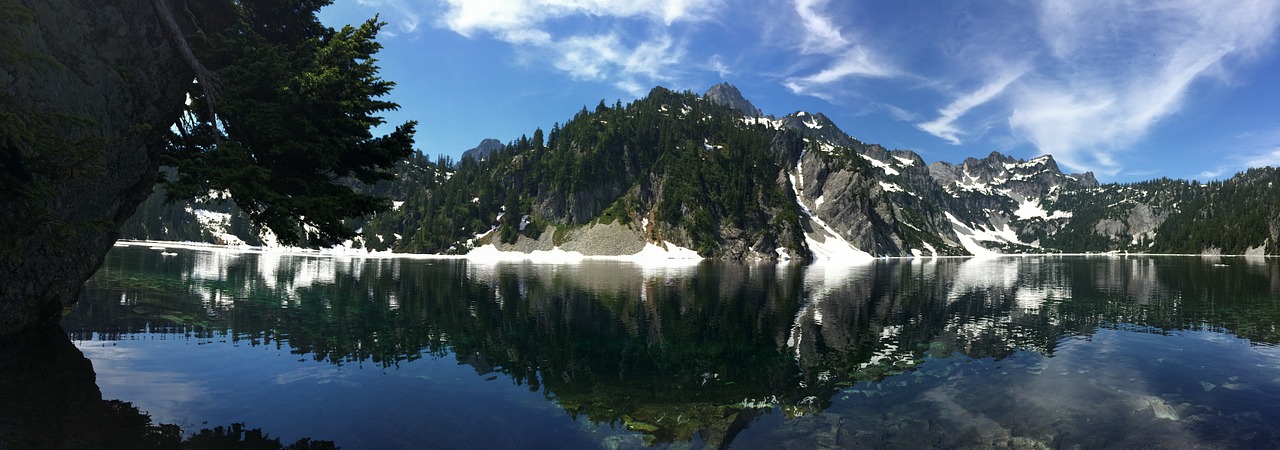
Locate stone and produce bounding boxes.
[0,0,192,336]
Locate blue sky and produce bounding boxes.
[318,0,1280,183]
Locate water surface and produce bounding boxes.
[48,246,1280,447]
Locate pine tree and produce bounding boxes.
[162,2,415,247]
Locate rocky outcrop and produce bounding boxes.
[0,0,191,335]
[461,138,503,161]
[929,152,1098,199]
[704,82,763,118]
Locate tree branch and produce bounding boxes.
[149,0,222,142]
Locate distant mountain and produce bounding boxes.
[123,83,1280,258]
[704,82,763,118]
[460,138,503,161]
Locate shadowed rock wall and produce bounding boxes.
[0,0,191,335]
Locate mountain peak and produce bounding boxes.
[461,138,503,161]
[704,82,763,118]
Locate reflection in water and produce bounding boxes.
[56,245,1280,448]
[0,326,336,449]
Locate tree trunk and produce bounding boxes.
[0,0,191,336]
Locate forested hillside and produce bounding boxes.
[122,84,1280,259]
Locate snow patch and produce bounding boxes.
[803,115,824,130]
[187,207,245,246]
[859,154,900,176]
[1013,198,1071,220]
[945,212,999,257]
[464,240,702,264]
[879,182,904,193]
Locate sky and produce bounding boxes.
[318,0,1280,183]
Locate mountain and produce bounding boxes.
[122,83,1280,259]
[704,82,763,118]
[460,138,503,161]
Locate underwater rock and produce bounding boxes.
[1150,401,1179,421]
[1005,436,1052,449]
[623,417,660,433]
[1131,395,1179,421]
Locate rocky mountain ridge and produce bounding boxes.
[122,84,1280,258]
[460,138,503,161]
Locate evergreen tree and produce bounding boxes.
[162,1,415,247]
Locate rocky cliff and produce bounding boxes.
[0,0,192,335]
[704,82,763,118]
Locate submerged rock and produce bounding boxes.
[1141,396,1180,421]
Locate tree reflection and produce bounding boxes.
[64,246,1280,446]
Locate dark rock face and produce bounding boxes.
[0,0,190,335]
[461,138,503,161]
[704,82,764,118]
[0,325,184,448]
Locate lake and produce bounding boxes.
[16,244,1280,448]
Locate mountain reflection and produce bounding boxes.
[67,246,1280,446]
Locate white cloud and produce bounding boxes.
[552,34,623,81]
[784,46,895,97]
[542,33,683,96]
[1008,84,1119,174]
[793,0,848,54]
[782,0,896,98]
[917,68,1026,144]
[1198,168,1229,179]
[441,0,716,35]
[709,54,732,79]
[622,35,683,81]
[433,0,715,95]
[1010,0,1280,176]
[1246,148,1280,168]
[879,103,918,122]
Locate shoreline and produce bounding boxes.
[113,239,1275,263]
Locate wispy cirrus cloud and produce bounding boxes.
[917,67,1027,145]
[441,0,716,36]
[792,0,847,54]
[1010,0,1280,176]
[709,54,732,79]
[770,0,1279,179]
[434,0,718,95]
[783,0,896,98]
